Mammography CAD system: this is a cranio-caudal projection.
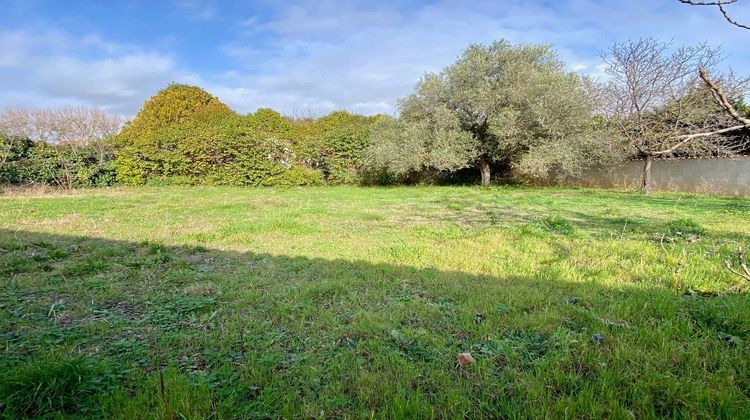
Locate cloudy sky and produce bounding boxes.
[1,0,748,117]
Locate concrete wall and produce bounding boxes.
[567,157,750,196]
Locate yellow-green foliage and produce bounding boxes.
[117,84,234,143]
[115,85,295,186]
[261,166,324,186]
[246,108,294,139]
[115,84,381,186]
[304,111,380,184]
[116,113,291,186]
[246,109,381,184]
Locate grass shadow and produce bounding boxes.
[1,229,749,418]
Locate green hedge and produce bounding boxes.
[1,135,116,188]
[115,113,293,186]
[2,84,386,189]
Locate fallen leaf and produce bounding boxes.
[456,352,475,367]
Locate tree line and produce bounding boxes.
[1,38,748,194]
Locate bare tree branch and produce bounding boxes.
[656,123,747,153]
[679,0,736,4]
[725,247,750,282]
[699,67,750,125]
[678,0,750,30]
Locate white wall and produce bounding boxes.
[569,157,750,196]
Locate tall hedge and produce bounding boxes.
[117,84,234,143]
[112,84,382,186]
[116,112,304,186]
[295,111,379,184]
[115,84,278,185]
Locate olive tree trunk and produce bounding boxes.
[479,156,491,186]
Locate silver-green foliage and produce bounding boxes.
[368,41,617,181]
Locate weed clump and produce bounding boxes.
[666,219,705,236]
[0,354,111,417]
[543,217,576,235]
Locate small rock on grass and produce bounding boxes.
[456,352,475,367]
[591,333,605,345]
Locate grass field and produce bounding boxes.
[1,186,750,418]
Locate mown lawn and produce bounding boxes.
[1,185,749,418]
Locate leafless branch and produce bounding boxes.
[600,39,746,157]
[699,67,750,125]
[679,0,736,4]
[678,0,750,30]
[725,247,750,282]
[718,3,750,29]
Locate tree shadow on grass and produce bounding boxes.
[0,229,749,418]
[560,210,750,244]
[399,190,749,244]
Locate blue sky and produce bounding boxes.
[1,0,748,117]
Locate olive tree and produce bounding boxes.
[367,41,614,186]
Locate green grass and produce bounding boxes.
[1,185,749,417]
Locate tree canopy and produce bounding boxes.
[367,41,615,185]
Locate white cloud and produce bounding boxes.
[208,0,750,115]
[2,1,749,117]
[0,29,195,116]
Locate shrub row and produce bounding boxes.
[1,136,116,188]
[1,85,382,188]
[111,85,380,187]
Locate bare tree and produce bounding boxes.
[678,0,749,30]
[0,106,123,189]
[600,39,749,194]
[0,105,123,144]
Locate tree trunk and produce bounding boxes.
[479,156,491,187]
[641,154,653,195]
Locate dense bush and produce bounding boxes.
[116,112,293,186]
[302,112,379,184]
[1,135,32,184]
[112,85,370,186]
[2,85,383,189]
[0,135,117,188]
[246,108,295,139]
[117,84,233,143]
